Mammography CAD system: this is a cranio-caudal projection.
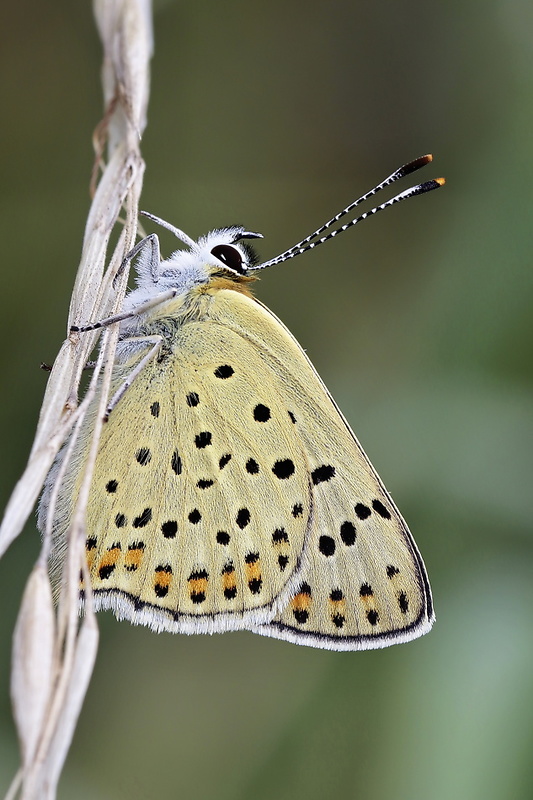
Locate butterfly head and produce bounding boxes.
[196,226,263,277]
[139,217,263,284]
[124,220,264,315]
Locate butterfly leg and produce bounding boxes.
[41,359,97,372]
[113,233,162,288]
[104,335,163,420]
[70,287,182,333]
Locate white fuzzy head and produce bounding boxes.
[123,223,264,314]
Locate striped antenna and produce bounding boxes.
[253,155,444,271]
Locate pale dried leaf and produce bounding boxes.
[2,2,152,798]
[11,565,55,769]
[41,611,99,799]
[94,0,153,141]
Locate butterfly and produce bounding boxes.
[39,155,442,650]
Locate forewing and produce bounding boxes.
[54,317,314,634]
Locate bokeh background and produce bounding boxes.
[1,1,532,798]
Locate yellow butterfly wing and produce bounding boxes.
[47,297,315,634]
[45,282,432,649]
[207,290,434,650]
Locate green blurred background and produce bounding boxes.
[1,1,532,798]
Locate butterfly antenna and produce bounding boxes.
[254,155,445,271]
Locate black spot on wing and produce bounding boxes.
[99,564,116,580]
[318,535,336,556]
[253,404,271,422]
[340,521,356,545]
[136,447,151,466]
[236,508,251,529]
[195,431,212,449]
[214,365,234,379]
[278,555,289,571]
[398,592,409,613]
[161,521,177,538]
[311,465,335,485]
[133,508,152,528]
[171,451,182,475]
[355,503,371,520]
[372,499,391,519]
[272,459,295,479]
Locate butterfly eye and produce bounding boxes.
[211,244,245,273]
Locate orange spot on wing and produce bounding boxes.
[154,565,173,599]
[292,592,311,614]
[154,566,172,589]
[245,561,261,585]
[98,546,120,569]
[329,597,346,613]
[222,570,236,593]
[85,538,97,571]
[188,570,208,603]
[125,543,145,572]
[189,578,207,594]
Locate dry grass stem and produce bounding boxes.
[2,1,153,797]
